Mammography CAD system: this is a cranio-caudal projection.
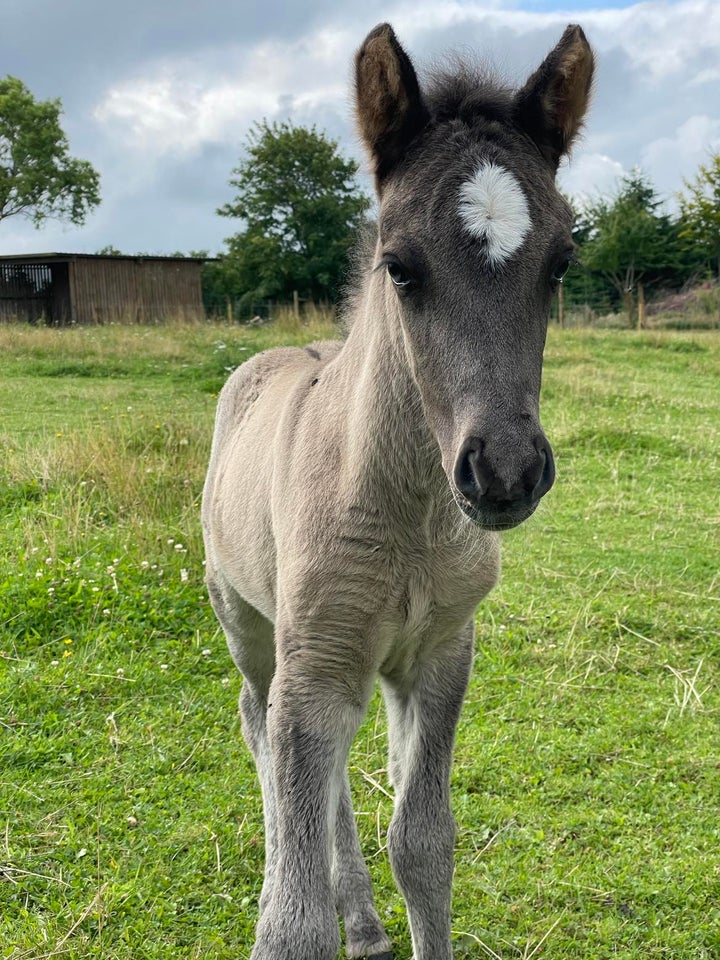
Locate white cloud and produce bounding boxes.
[93,1,720,172]
[642,114,720,201]
[96,75,277,155]
[558,152,627,205]
[606,0,720,82]
[94,37,348,157]
[690,67,720,87]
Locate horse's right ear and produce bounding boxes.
[355,23,429,188]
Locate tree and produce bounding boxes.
[557,194,616,319]
[218,120,370,306]
[0,76,100,228]
[579,170,682,326]
[678,152,720,279]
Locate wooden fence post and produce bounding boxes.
[293,289,300,321]
[637,283,645,330]
[558,283,565,328]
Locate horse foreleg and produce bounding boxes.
[382,624,475,960]
[252,651,369,960]
[334,770,392,959]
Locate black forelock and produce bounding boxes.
[422,60,515,130]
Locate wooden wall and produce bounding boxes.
[69,258,205,324]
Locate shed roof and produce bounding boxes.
[0,252,212,263]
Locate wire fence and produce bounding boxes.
[551,277,720,330]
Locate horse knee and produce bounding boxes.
[239,682,266,755]
[387,801,455,898]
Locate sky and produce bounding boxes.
[1,0,718,256]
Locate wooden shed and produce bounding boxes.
[0,253,207,325]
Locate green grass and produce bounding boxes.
[1,320,718,959]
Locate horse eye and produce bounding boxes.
[386,261,412,288]
[551,256,574,285]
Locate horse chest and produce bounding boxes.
[376,528,499,681]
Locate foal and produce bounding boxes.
[203,22,593,960]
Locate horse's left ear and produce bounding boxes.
[514,24,594,172]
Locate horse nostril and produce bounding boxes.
[531,442,555,500]
[453,440,490,502]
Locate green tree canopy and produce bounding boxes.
[218,120,370,306]
[0,76,100,228]
[579,170,682,325]
[678,152,720,278]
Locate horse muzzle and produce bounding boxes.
[451,434,555,531]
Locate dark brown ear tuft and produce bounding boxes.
[514,24,594,172]
[355,23,429,188]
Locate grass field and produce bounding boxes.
[1,319,718,959]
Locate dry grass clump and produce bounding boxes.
[259,303,337,338]
[3,414,209,560]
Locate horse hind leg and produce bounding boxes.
[382,624,475,960]
[334,771,392,959]
[239,679,280,914]
[206,577,278,910]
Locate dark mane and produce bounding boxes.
[422,59,515,129]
